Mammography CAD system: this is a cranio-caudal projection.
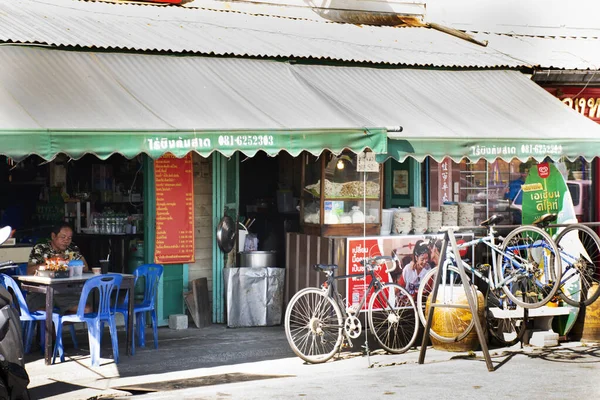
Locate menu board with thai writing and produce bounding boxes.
[154,153,195,264]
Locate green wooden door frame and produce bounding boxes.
[384,158,421,208]
[143,155,189,326]
[212,152,239,323]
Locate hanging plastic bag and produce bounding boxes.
[244,233,259,252]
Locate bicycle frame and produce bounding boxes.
[322,265,385,318]
[443,226,554,298]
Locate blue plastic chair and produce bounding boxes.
[53,274,123,366]
[115,264,163,354]
[0,274,74,354]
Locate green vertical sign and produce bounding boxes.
[521,162,575,235]
[521,161,579,336]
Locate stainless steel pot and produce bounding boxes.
[237,251,277,268]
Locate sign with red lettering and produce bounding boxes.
[438,157,452,205]
[154,153,195,264]
[545,87,600,123]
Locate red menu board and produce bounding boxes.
[154,153,195,264]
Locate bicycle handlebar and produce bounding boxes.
[361,255,397,274]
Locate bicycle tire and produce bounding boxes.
[284,287,343,364]
[416,265,476,343]
[555,224,600,307]
[368,283,418,354]
[486,288,528,346]
[497,225,562,309]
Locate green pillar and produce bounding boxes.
[211,153,239,323]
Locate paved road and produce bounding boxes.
[114,343,600,400]
[24,325,600,399]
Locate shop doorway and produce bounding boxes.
[238,151,300,270]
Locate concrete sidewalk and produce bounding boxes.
[24,323,598,399]
[26,324,294,399]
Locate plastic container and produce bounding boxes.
[350,206,365,224]
[380,209,394,235]
[99,260,110,274]
[238,223,248,251]
[68,259,84,277]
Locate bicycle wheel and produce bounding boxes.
[416,264,476,343]
[486,287,527,346]
[284,288,343,364]
[555,224,600,307]
[368,283,418,354]
[497,225,561,309]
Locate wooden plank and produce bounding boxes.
[183,291,200,328]
[192,278,211,328]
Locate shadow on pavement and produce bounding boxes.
[25,324,295,377]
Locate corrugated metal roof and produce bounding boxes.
[0,0,524,67]
[424,0,600,37]
[423,0,600,70]
[465,33,600,70]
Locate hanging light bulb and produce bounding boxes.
[336,159,345,170]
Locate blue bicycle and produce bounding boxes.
[417,214,562,344]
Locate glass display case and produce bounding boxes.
[301,151,383,237]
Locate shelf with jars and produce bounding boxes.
[301,151,383,237]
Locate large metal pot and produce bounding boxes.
[237,251,277,268]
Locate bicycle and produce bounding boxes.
[548,222,600,307]
[284,255,419,364]
[417,214,562,345]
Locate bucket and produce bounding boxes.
[380,209,394,236]
[427,286,485,352]
[571,283,600,343]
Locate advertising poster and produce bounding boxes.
[521,161,579,335]
[346,233,473,310]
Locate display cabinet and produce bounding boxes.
[300,151,383,237]
[459,160,510,225]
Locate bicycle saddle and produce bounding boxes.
[532,213,557,227]
[480,214,503,227]
[313,264,338,272]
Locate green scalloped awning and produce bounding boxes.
[2,128,387,160]
[380,137,600,163]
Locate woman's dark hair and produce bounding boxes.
[413,240,431,257]
[51,222,73,236]
[519,162,529,173]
